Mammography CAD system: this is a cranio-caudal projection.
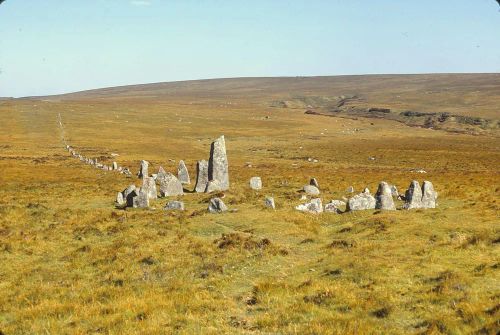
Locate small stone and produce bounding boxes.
[264,196,275,209]
[310,178,319,188]
[347,193,376,211]
[177,160,190,185]
[300,194,308,201]
[362,187,370,194]
[205,180,223,193]
[346,186,354,193]
[421,181,438,209]
[194,160,209,193]
[116,192,126,207]
[303,185,320,195]
[324,200,346,213]
[250,177,262,190]
[375,181,396,210]
[112,162,118,170]
[295,198,323,214]
[137,160,149,179]
[164,200,185,211]
[158,173,184,197]
[208,197,228,213]
[403,180,423,210]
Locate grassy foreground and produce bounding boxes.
[0,76,499,334]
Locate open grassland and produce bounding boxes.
[0,75,499,334]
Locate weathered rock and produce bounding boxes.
[310,178,319,189]
[346,186,354,193]
[112,162,118,170]
[303,185,320,195]
[324,200,346,213]
[295,198,323,214]
[264,196,275,209]
[250,177,262,190]
[132,189,149,208]
[347,193,376,211]
[205,180,223,193]
[421,181,438,209]
[375,181,396,210]
[158,173,184,197]
[177,160,190,185]
[403,180,422,210]
[122,185,137,207]
[208,197,228,213]
[164,200,185,211]
[137,160,149,179]
[208,135,229,191]
[141,176,158,200]
[194,160,209,193]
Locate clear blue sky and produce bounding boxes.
[0,0,499,97]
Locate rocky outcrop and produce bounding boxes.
[164,200,185,211]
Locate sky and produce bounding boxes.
[0,0,499,97]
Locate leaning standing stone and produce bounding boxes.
[375,181,396,210]
[347,193,376,211]
[264,196,275,209]
[137,160,149,179]
[194,160,209,193]
[208,197,228,213]
[141,176,158,200]
[403,180,423,209]
[250,177,262,190]
[177,160,190,185]
[158,173,184,197]
[207,135,229,191]
[421,181,438,208]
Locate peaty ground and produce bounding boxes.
[0,75,499,334]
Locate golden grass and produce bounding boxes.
[0,77,499,334]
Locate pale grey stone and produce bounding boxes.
[264,196,275,209]
[164,200,185,211]
[158,172,184,197]
[132,189,149,208]
[116,192,126,207]
[421,181,438,209]
[137,160,149,179]
[208,197,228,213]
[122,184,137,207]
[195,160,209,193]
[205,180,223,193]
[390,185,399,198]
[141,176,157,200]
[324,200,346,213]
[250,177,262,190]
[375,181,396,210]
[347,193,376,211]
[208,135,229,191]
[112,162,118,170]
[177,160,190,185]
[295,198,323,214]
[303,185,320,195]
[403,180,423,210]
[346,186,354,193]
[310,178,319,189]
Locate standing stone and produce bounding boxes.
[116,192,126,207]
[207,135,229,191]
[177,160,190,185]
[250,177,262,190]
[194,160,209,193]
[310,178,319,189]
[403,180,423,210]
[347,193,376,211]
[295,198,323,214]
[324,200,346,213]
[112,162,118,170]
[264,196,275,209]
[122,185,137,207]
[208,197,228,213]
[141,176,157,200]
[137,160,149,179]
[375,181,396,210]
[303,185,320,195]
[132,189,149,208]
[164,200,185,211]
[158,172,184,197]
[421,181,438,208]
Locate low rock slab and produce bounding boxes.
[296,198,323,214]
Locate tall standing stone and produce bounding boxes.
[178,160,190,185]
[137,160,149,179]
[421,181,437,208]
[207,135,229,191]
[375,181,396,210]
[403,180,423,209]
[194,160,209,193]
[141,176,157,200]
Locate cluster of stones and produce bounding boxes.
[116,136,231,212]
[293,179,437,214]
[64,144,132,176]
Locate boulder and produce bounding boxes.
[208,197,228,213]
[347,193,376,211]
[137,160,149,179]
[208,135,229,191]
[375,181,396,210]
[177,160,190,185]
[164,200,185,211]
[295,198,323,214]
[250,177,262,190]
[122,185,137,207]
[324,200,346,213]
[132,189,149,208]
[141,176,158,200]
[403,180,422,209]
[158,173,184,197]
[264,196,275,209]
[303,185,320,195]
[421,181,437,208]
[310,178,319,189]
[194,160,209,193]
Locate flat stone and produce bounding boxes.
[208,197,228,213]
[177,160,190,185]
[375,181,396,210]
[164,200,185,211]
[194,160,209,193]
[295,198,323,214]
[250,177,262,190]
[303,185,320,195]
[421,180,438,208]
[347,193,376,211]
[403,180,423,209]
